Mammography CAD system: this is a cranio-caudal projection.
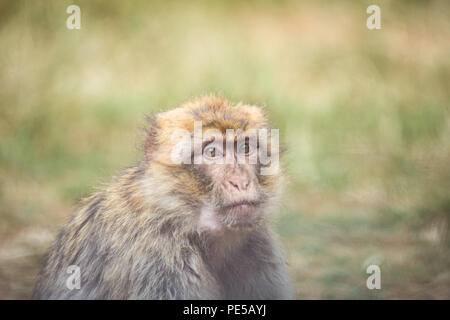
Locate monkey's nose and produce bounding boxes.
[228,179,250,191]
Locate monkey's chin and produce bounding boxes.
[198,203,263,235]
[220,204,263,230]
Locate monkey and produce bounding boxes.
[32,95,292,299]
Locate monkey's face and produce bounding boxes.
[199,136,267,230]
[147,96,281,233]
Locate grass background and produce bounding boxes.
[0,0,449,299]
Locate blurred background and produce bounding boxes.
[0,0,449,299]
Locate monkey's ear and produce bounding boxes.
[144,115,159,161]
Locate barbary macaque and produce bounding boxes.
[33,96,292,299]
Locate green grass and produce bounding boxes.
[0,0,449,299]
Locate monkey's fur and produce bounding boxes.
[33,96,292,299]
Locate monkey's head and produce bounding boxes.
[143,96,282,234]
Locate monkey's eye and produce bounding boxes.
[204,145,222,159]
[238,142,252,155]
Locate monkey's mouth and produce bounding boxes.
[221,200,261,215]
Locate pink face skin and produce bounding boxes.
[197,136,265,233]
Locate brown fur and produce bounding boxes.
[33,95,291,299]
